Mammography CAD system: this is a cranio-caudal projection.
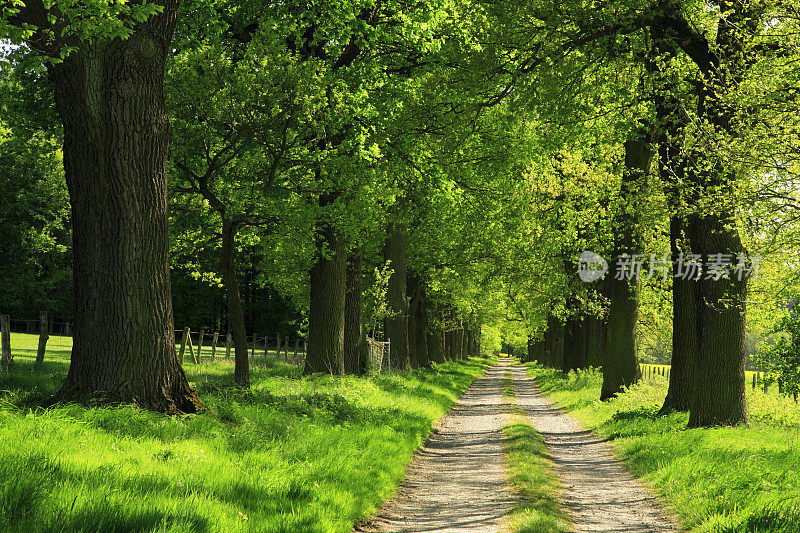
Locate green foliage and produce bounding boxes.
[362,261,394,338]
[0,60,71,318]
[755,304,800,398]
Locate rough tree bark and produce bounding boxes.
[385,223,410,370]
[221,218,250,387]
[652,31,696,415]
[660,217,700,413]
[39,3,202,412]
[305,205,347,375]
[344,252,368,374]
[688,213,749,426]
[0,315,10,369]
[601,136,652,401]
[526,336,535,364]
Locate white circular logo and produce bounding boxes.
[578,251,608,282]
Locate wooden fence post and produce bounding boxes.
[250,335,255,362]
[226,332,232,358]
[276,334,281,360]
[197,329,205,364]
[1,315,11,368]
[178,327,190,365]
[284,337,289,361]
[294,338,299,359]
[36,311,49,364]
[187,331,197,364]
[211,332,219,361]
[263,336,269,359]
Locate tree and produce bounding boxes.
[601,136,653,400]
[4,1,201,412]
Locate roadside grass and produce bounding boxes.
[526,364,800,533]
[500,372,570,533]
[0,332,493,532]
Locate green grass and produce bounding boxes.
[526,364,800,533]
[1,332,493,532]
[500,371,569,533]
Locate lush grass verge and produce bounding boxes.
[526,364,800,533]
[0,332,493,532]
[500,372,569,533]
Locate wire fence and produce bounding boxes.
[173,327,307,367]
[367,338,391,374]
[1,314,391,374]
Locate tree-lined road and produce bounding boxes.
[358,360,680,533]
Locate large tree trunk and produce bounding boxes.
[564,316,587,372]
[410,278,431,368]
[653,37,696,414]
[407,277,419,368]
[601,137,652,401]
[688,214,749,427]
[305,208,347,375]
[220,218,250,387]
[344,252,368,374]
[585,316,603,368]
[49,6,202,412]
[651,0,751,427]
[541,327,552,367]
[385,224,410,370]
[660,215,699,414]
[455,323,465,360]
[526,336,535,364]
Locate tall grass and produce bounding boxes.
[0,333,493,532]
[527,364,800,533]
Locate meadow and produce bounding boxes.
[0,333,492,532]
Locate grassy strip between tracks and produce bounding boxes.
[500,371,570,533]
